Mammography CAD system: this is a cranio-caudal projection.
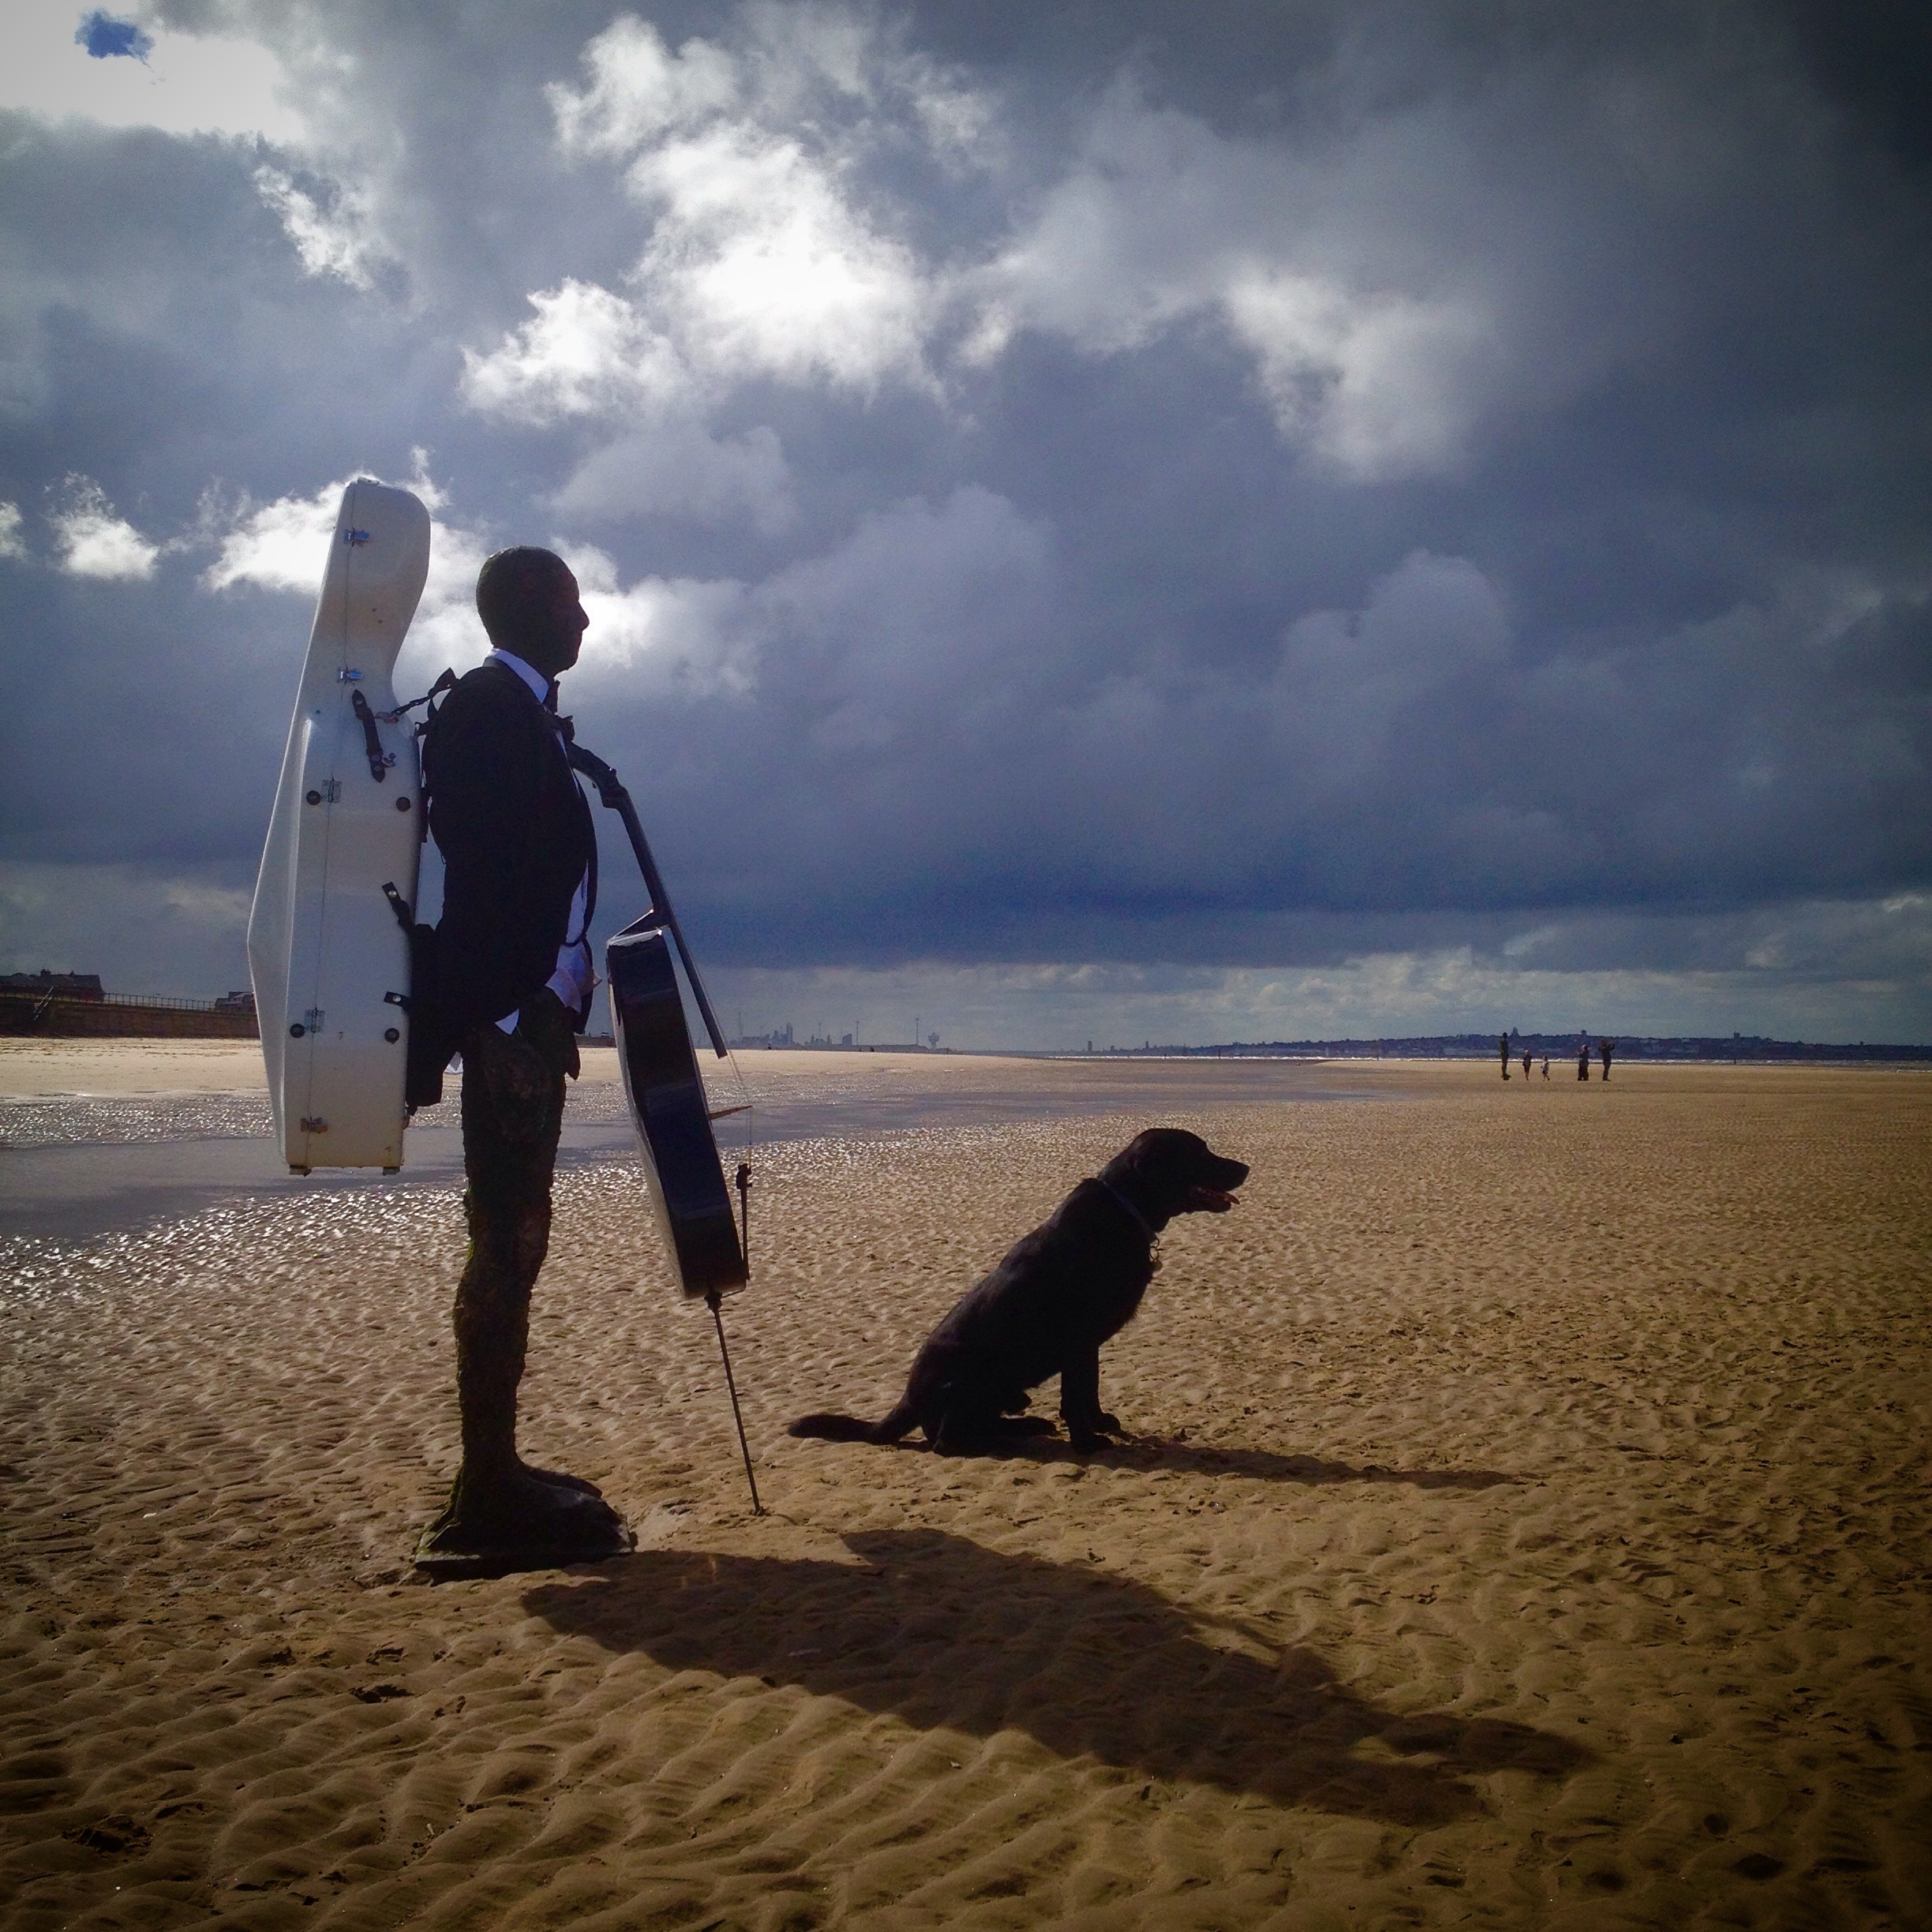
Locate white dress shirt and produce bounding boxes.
[486,649,596,1032]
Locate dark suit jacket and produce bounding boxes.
[425,661,595,1037]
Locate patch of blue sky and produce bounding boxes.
[75,10,154,62]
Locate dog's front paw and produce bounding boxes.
[1068,1430,1100,1454]
[1095,1411,1121,1434]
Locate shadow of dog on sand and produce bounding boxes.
[939,1433,1526,1490]
[525,1528,1588,1829]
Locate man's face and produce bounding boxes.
[537,567,589,677]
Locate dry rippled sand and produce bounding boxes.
[2,1065,1928,1929]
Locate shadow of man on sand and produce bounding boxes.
[525,1530,1587,1828]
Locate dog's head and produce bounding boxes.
[1102,1129,1249,1223]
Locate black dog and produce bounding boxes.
[789,1129,1250,1455]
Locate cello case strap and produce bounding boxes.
[548,710,598,948]
[380,667,458,730]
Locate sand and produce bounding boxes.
[2,1060,1928,1929]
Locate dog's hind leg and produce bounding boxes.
[929,1402,1013,1456]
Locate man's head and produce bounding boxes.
[475,547,588,681]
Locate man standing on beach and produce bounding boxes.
[414,547,631,1570]
[1500,1034,1511,1080]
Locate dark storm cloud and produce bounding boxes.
[1,0,1928,1034]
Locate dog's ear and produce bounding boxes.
[1121,1129,1189,1203]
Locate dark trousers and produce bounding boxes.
[452,994,578,1477]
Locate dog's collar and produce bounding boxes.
[1096,1177,1158,1245]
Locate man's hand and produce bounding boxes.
[521,985,582,1080]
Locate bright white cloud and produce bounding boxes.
[624,122,933,392]
[466,9,963,527]
[0,502,25,562]
[1222,270,1496,478]
[0,8,305,144]
[49,477,159,579]
[252,166,394,291]
[461,279,693,423]
[201,478,340,594]
[201,453,450,596]
[466,7,954,450]
[526,28,1530,477]
[198,456,492,680]
[547,13,741,154]
[567,545,755,694]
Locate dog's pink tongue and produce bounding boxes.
[1193,1188,1238,1211]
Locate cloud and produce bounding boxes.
[547,13,742,153]
[960,77,1551,480]
[0,6,305,143]
[48,477,159,579]
[2,3,1930,1040]
[0,503,25,562]
[200,477,346,596]
[1222,270,1496,479]
[565,547,755,695]
[199,455,493,680]
[480,10,960,413]
[252,165,395,292]
[621,118,934,393]
[1267,550,1511,798]
[462,279,693,423]
[0,859,252,999]
[549,421,795,534]
[709,887,1932,1048]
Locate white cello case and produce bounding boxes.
[247,481,432,1172]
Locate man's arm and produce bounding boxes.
[428,676,547,1032]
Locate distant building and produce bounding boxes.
[212,989,256,1013]
[0,969,104,1002]
[730,1022,795,1050]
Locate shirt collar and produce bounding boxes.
[486,649,552,707]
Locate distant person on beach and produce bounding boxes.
[1578,1044,1590,1080]
[1521,1049,1533,1080]
[1541,1055,1550,1079]
[415,547,629,1571]
[1601,1039,1616,1080]
[1500,1034,1511,1080]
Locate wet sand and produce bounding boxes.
[0,1046,1382,1243]
[2,1060,1928,1928]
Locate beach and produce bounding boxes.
[2,1051,1927,1928]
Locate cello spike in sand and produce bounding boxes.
[706,1290,762,1517]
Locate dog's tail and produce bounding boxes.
[788,1400,917,1445]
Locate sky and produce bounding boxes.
[1,0,1928,1048]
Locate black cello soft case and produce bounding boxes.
[605,917,747,1301]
